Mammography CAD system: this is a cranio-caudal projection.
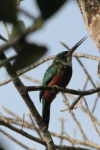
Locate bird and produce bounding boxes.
[40,36,88,128]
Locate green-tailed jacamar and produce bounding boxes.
[40,36,88,128]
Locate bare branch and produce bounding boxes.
[0,119,46,146]
[18,8,36,20]
[21,113,25,130]
[0,55,54,86]
[83,76,89,91]
[0,119,92,150]
[28,114,43,140]
[62,94,88,141]
[0,112,8,123]
[59,118,64,146]
[0,53,100,86]
[26,85,100,97]
[75,57,97,89]
[69,95,83,111]
[62,129,78,146]
[51,131,100,149]
[0,129,34,150]
[0,16,44,53]
[2,114,99,149]
[83,98,100,137]
[92,95,99,113]
[0,52,55,150]
[73,53,100,61]
[67,93,100,127]
[21,74,42,84]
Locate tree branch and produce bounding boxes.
[77,0,100,52]
[0,53,100,86]
[0,16,44,53]
[0,52,55,150]
[26,85,100,96]
[0,129,34,150]
[0,119,46,146]
[0,120,92,150]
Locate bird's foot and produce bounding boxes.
[52,85,59,93]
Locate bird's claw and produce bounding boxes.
[52,85,59,93]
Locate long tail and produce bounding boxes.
[42,100,50,128]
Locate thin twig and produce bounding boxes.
[83,76,89,91]
[0,119,92,149]
[66,93,100,127]
[0,35,8,42]
[1,53,100,86]
[73,128,76,139]
[69,95,83,110]
[21,113,25,130]
[73,53,100,61]
[2,115,98,149]
[51,131,99,149]
[76,56,100,111]
[59,118,64,146]
[0,55,17,68]
[62,94,88,141]
[0,129,34,150]
[3,106,24,120]
[3,106,41,131]
[28,114,43,140]
[21,74,42,84]
[4,117,40,132]
[0,119,46,146]
[18,8,36,20]
[0,51,55,150]
[92,95,99,113]
[3,21,10,37]
[83,97,100,137]
[0,112,8,123]
[0,16,44,53]
[0,55,54,86]
[62,129,76,146]
[0,119,96,149]
[76,57,98,90]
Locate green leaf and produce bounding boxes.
[10,20,25,53]
[36,0,67,20]
[13,42,47,71]
[10,20,25,38]
[0,0,17,23]
[0,55,17,68]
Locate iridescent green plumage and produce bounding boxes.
[40,36,88,128]
[40,51,68,101]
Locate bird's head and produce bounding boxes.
[53,36,88,67]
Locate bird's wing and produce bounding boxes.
[40,65,57,102]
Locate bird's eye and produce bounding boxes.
[60,55,64,58]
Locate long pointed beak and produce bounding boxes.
[61,35,88,56]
